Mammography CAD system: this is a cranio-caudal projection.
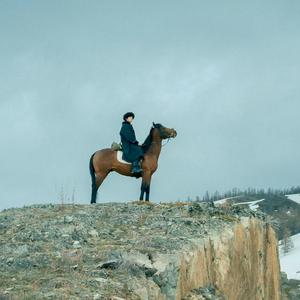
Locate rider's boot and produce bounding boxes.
[131,160,143,176]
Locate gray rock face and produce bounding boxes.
[0,202,279,299]
[281,272,300,300]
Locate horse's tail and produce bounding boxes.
[89,153,97,203]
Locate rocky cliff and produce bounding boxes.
[0,202,281,299]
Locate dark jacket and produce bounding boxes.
[120,121,144,162]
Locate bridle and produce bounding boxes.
[149,137,171,147]
[161,138,171,147]
[150,126,173,147]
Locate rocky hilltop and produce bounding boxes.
[0,202,281,300]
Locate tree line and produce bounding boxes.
[190,185,300,202]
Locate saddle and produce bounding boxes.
[111,142,131,164]
[111,142,122,151]
[111,142,143,170]
[116,151,131,164]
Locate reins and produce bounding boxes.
[150,137,171,147]
[162,138,171,147]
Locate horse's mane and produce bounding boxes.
[141,124,163,153]
[141,127,154,153]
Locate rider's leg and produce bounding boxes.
[131,157,143,174]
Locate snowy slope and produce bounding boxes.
[214,197,265,211]
[213,196,241,206]
[214,198,229,205]
[233,199,265,211]
[279,233,300,280]
[286,194,300,205]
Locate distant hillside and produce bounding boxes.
[201,186,300,203]
[202,187,300,240]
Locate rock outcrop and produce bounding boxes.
[0,202,281,299]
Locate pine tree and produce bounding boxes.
[282,227,294,255]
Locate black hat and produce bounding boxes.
[123,112,135,120]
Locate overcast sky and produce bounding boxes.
[1,1,299,210]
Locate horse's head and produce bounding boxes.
[152,122,177,139]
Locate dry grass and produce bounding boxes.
[173,201,189,207]
[131,200,154,206]
[137,214,147,226]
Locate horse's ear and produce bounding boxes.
[152,122,156,127]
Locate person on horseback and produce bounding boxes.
[120,112,144,176]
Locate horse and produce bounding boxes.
[89,122,177,203]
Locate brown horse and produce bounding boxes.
[89,122,177,203]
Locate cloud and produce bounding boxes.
[1,1,300,210]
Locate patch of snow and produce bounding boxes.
[214,196,241,206]
[279,233,300,280]
[285,194,300,205]
[233,199,265,211]
[249,204,259,210]
[214,198,228,205]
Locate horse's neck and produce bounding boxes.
[147,131,162,159]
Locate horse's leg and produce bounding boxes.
[139,183,145,201]
[91,172,109,203]
[140,171,151,201]
[91,182,97,204]
[145,180,151,202]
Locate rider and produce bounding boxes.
[119,112,144,176]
